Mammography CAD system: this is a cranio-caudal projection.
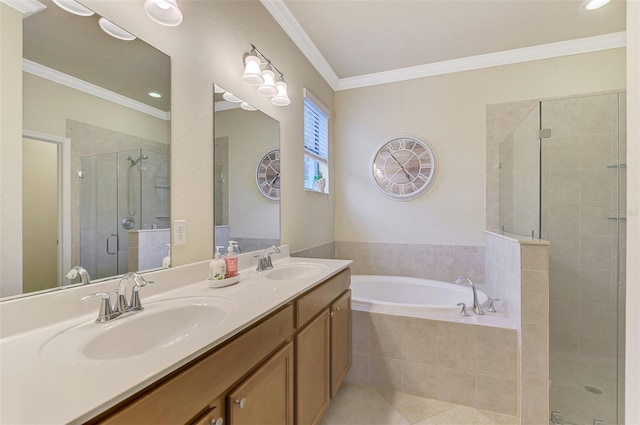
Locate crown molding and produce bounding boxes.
[0,0,45,17]
[337,32,626,91]
[23,59,171,121]
[260,0,339,90]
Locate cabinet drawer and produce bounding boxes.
[96,305,294,425]
[191,398,225,425]
[296,269,350,328]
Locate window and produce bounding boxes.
[303,89,329,194]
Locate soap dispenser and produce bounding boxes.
[224,241,239,277]
[162,243,171,268]
[209,246,227,280]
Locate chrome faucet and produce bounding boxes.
[454,276,484,315]
[82,272,152,323]
[256,245,281,271]
[116,272,152,314]
[66,266,91,284]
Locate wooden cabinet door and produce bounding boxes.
[191,398,225,425]
[227,342,294,425]
[330,290,351,398]
[295,310,330,425]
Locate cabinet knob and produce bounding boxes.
[335,306,340,311]
[330,311,334,318]
[210,418,223,425]
[235,398,247,409]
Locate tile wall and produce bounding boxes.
[335,241,485,284]
[128,229,170,271]
[485,231,550,425]
[346,311,518,416]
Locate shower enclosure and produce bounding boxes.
[79,149,170,280]
[499,92,626,425]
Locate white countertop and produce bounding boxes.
[0,255,352,424]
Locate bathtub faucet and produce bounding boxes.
[454,276,484,315]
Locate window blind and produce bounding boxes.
[303,97,328,160]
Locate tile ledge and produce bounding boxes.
[483,230,549,246]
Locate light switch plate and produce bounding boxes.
[174,220,187,245]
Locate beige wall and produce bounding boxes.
[0,4,23,297]
[215,108,279,241]
[22,138,58,293]
[334,49,625,247]
[23,73,170,143]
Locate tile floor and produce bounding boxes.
[321,382,519,425]
[549,351,618,425]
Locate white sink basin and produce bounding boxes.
[265,262,328,280]
[40,296,237,362]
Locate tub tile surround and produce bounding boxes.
[335,241,485,285]
[347,310,519,416]
[484,230,550,425]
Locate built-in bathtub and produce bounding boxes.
[347,274,519,416]
[351,275,489,316]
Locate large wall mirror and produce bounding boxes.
[214,85,280,253]
[0,0,171,298]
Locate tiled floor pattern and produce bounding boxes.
[321,382,518,425]
[550,351,617,425]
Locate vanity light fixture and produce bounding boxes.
[51,0,94,16]
[99,17,137,41]
[222,92,242,103]
[240,44,290,107]
[582,0,611,9]
[144,0,183,26]
[240,102,258,111]
[148,91,163,98]
[214,84,226,94]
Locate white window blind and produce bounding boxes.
[303,97,329,161]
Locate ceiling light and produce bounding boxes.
[582,0,611,9]
[148,91,163,98]
[240,102,257,111]
[257,67,277,97]
[241,50,265,86]
[223,92,242,103]
[144,0,183,26]
[271,81,290,106]
[51,0,94,16]
[99,17,136,41]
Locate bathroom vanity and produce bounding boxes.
[0,253,352,425]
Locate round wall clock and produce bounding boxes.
[256,148,280,201]
[370,136,438,201]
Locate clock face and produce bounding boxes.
[256,149,280,201]
[370,136,438,201]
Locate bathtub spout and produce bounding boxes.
[454,276,484,315]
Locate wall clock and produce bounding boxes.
[370,136,438,201]
[256,148,280,201]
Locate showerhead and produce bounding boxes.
[127,154,150,166]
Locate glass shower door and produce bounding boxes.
[498,102,541,237]
[543,92,623,425]
[80,152,119,280]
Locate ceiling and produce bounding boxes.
[267,0,626,89]
[23,0,171,112]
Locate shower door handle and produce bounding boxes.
[106,234,118,255]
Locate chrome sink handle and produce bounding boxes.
[256,245,281,271]
[116,272,153,313]
[82,292,120,323]
[129,273,153,312]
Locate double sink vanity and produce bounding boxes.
[0,248,352,424]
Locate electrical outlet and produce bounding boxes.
[174,220,187,245]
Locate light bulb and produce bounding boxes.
[223,92,242,103]
[257,69,277,97]
[240,102,257,111]
[582,0,610,9]
[144,0,183,26]
[271,81,290,106]
[241,54,264,86]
